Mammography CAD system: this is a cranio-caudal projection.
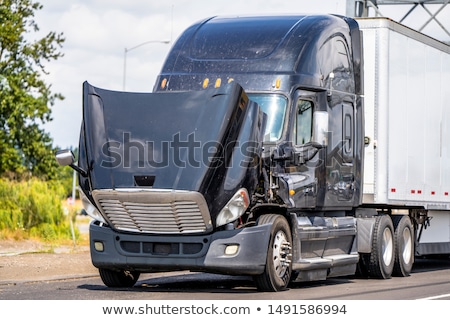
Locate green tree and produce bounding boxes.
[0,0,65,179]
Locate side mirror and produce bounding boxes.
[292,142,322,165]
[312,111,328,147]
[55,149,75,166]
[55,149,87,177]
[289,111,328,166]
[272,111,328,165]
[273,143,323,165]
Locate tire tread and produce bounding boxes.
[254,214,292,292]
[99,268,140,287]
[367,215,394,279]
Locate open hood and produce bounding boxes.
[78,81,266,219]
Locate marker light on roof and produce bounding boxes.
[203,78,209,88]
[275,78,281,89]
[160,78,167,89]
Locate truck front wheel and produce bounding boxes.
[99,268,140,288]
[254,214,292,292]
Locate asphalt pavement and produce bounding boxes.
[0,217,98,286]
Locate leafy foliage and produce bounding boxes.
[0,178,79,242]
[0,0,65,179]
[0,2,78,242]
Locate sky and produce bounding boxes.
[33,0,450,149]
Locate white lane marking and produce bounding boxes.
[417,293,450,300]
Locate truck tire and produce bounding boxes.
[254,214,292,292]
[392,215,414,277]
[367,214,395,279]
[99,268,140,287]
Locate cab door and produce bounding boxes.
[324,101,357,206]
[287,90,325,209]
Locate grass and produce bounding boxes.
[0,178,89,246]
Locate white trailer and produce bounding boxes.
[358,17,450,256]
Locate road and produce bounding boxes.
[1,256,449,300]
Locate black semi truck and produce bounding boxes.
[57,14,450,291]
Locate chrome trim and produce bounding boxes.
[92,189,212,234]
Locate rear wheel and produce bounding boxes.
[254,214,292,292]
[99,268,140,287]
[392,215,414,277]
[367,214,395,279]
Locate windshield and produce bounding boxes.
[248,94,287,141]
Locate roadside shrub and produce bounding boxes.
[0,178,76,241]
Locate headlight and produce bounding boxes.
[216,188,250,227]
[80,190,106,224]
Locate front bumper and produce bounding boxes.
[89,220,271,275]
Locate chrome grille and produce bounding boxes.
[92,189,212,234]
